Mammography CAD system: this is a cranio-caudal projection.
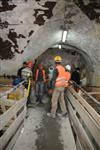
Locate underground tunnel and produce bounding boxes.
[0,0,100,150]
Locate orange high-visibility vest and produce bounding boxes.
[35,69,46,81]
[55,65,66,87]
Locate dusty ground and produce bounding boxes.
[12,95,76,150]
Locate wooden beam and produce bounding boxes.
[67,91,100,147]
[0,107,26,150]
[0,97,27,130]
[69,87,100,127]
[68,102,94,150]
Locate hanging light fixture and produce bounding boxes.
[61,1,68,43]
[62,30,68,43]
[58,44,61,49]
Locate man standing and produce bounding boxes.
[35,63,46,104]
[17,61,27,78]
[65,64,71,87]
[47,56,68,118]
[71,67,81,92]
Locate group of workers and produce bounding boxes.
[16,55,80,118]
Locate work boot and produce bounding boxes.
[57,112,68,117]
[47,112,56,119]
[39,101,44,104]
[36,95,39,102]
[38,95,43,104]
[62,112,68,117]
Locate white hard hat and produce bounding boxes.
[65,65,71,71]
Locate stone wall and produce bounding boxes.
[0,0,64,74]
[0,0,100,86]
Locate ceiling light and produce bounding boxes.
[62,30,68,43]
[58,44,61,49]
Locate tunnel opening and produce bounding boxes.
[36,43,94,87]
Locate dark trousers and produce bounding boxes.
[35,81,44,102]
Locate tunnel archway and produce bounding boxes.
[37,43,94,86]
[61,43,95,86]
[61,43,94,71]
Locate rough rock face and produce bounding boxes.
[0,0,100,86]
[38,48,81,68]
[0,0,57,60]
[75,0,100,22]
[0,0,62,74]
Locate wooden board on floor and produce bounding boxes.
[67,90,100,147]
[61,117,77,150]
[68,102,94,150]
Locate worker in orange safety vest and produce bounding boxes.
[35,63,46,104]
[47,56,69,118]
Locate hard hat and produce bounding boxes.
[54,56,62,62]
[65,65,71,71]
[27,60,33,69]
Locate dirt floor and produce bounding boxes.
[12,95,76,150]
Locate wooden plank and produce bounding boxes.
[0,80,25,98]
[61,117,77,150]
[68,102,94,150]
[0,97,16,107]
[5,123,24,150]
[76,135,83,150]
[69,87,100,127]
[67,91,100,147]
[0,101,6,113]
[0,97,27,130]
[88,92,100,95]
[0,107,26,150]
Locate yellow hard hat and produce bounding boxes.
[54,56,62,62]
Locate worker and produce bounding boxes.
[47,66,54,97]
[48,66,54,80]
[27,60,33,69]
[12,75,22,86]
[35,63,46,104]
[17,61,27,78]
[21,66,33,106]
[32,59,38,80]
[47,56,68,118]
[71,67,81,92]
[65,64,71,87]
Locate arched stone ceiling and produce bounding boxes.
[64,1,100,65]
[61,43,94,71]
[0,0,100,74]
